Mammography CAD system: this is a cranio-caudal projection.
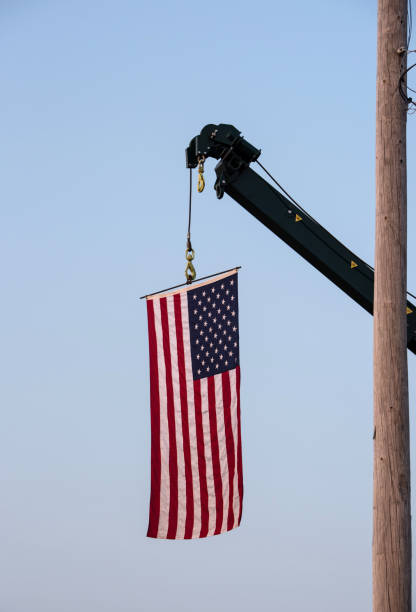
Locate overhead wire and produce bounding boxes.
[399,0,416,110]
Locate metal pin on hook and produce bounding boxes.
[197,157,205,193]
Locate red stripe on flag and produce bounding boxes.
[236,366,243,525]
[160,297,178,539]
[173,293,194,539]
[193,379,209,538]
[221,371,235,531]
[207,376,223,535]
[146,300,161,538]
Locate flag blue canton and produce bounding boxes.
[187,273,239,380]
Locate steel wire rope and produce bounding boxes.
[186,167,192,249]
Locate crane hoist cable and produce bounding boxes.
[185,167,196,283]
[185,157,207,282]
[140,160,240,299]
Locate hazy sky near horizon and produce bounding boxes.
[1,1,416,611]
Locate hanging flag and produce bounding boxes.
[145,269,243,539]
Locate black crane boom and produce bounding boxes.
[186,123,416,354]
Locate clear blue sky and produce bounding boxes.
[1,1,416,610]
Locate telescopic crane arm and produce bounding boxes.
[186,123,416,355]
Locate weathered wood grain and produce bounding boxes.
[373,1,411,610]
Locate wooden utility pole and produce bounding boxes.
[373,1,411,610]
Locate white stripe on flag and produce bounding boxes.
[153,299,170,539]
[167,295,186,539]
[229,368,240,528]
[180,292,202,538]
[214,373,229,534]
[200,376,216,536]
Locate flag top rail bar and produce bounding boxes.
[139,266,241,300]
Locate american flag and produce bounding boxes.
[146,270,243,539]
